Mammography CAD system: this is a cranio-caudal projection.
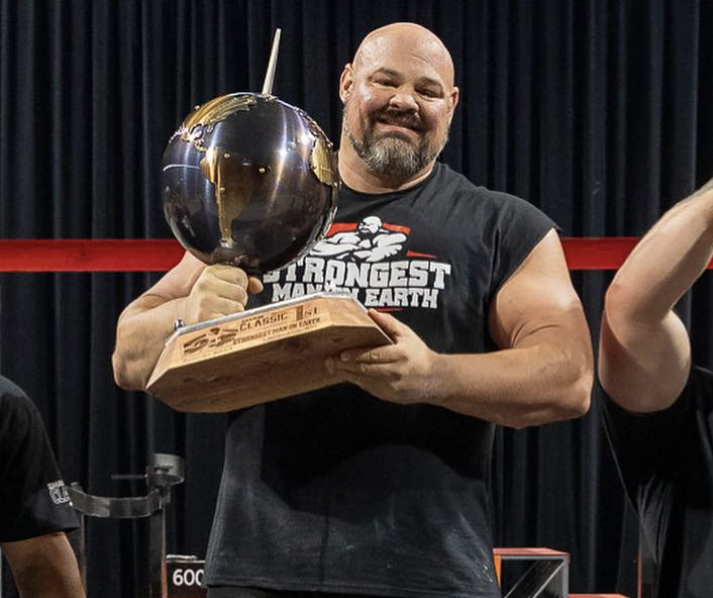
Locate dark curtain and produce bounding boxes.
[1,1,712,596]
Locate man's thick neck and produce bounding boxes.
[337,143,435,194]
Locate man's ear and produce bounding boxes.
[448,86,460,123]
[339,64,354,104]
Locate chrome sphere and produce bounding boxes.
[161,93,338,274]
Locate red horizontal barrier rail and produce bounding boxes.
[0,237,653,272]
[0,240,184,272]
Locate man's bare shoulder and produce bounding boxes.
[491,229,584,345]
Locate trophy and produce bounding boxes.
[147,31,390,412]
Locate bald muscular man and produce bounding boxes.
[113,23,593,598]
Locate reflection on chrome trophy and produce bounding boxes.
[146,31,390,412]
[160,92,338,273]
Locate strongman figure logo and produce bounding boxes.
[312,216,407,262]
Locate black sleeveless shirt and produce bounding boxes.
[205,163,555,598]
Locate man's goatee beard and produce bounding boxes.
[344,112,448,180]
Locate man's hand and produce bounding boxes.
[326,309,440,404]
[113,255,263,390]
[181,264,264,325]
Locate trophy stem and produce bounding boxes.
[261,28,282,96]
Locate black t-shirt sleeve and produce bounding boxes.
[0,376,78,542]
[489,192,558,293]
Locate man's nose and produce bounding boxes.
[388,89,419,112]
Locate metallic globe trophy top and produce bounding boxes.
[161,29,338,274]
[148,31,389,413]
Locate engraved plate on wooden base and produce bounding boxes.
[146,293,391,412]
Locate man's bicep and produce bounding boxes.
[2,532,83,596]
[1,532,66,569]
[599,308,691,413]
[490,230,589,351]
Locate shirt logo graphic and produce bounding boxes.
[311,216,407,263]
[47,480,71,505]
[264,216,452,310]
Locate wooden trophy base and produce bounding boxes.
[146,293,391,413]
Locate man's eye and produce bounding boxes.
[419,89,440,98]
[375,79,397,87]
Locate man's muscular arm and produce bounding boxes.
[599,179,713,413]
[329,229,593,428]
[2,532,85,598]
[112,252,262,390]
[311,232,361,257]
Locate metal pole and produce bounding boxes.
[261,29,282,95]
[148,509,167,598]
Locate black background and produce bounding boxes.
[2,1,713,596]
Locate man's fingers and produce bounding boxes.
[325,365,366,387]
[200,268,262,301]
[195,277,248,304]
[248,276,264,294]
[219,283,248,304]
[206,264,250,288]
[368,309,408,339]
[327,358,394,378]
[339,345,399,364]
[205,267,263,297]
[338,371,369,388]
[195,297,247,322]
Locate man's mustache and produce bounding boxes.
[372,108,422,132]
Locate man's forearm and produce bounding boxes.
[330,235,594,427]
[431,339,592,428]
[112,296,185,390]
[610,183,713,321]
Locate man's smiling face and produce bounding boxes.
[340,24,459,182]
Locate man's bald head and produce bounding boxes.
[338,22,460,190]
[351,23,456,89]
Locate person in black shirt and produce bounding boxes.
[113,22,593,598]
[0,375,85,598]
[599,177,713,598]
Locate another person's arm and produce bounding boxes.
[0,379,85,597]
[329,229,594,428]
[112,251,263,390]
[2,533,84,598]
[599,179,713,413]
